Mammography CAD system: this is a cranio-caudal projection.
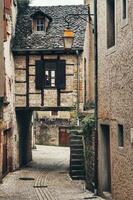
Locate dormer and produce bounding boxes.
[30,11,52,32]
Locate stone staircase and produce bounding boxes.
[69,131,85,180]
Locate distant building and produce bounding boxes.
[97,0,133,199]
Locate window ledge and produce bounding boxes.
[33,31,46,35]
[117,147,125,156]
[106,45,116,56]
[121,19,128,29]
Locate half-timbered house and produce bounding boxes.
[12,5,94,163]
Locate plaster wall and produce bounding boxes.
[97,0,133,199]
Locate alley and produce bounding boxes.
[0,145,104,200]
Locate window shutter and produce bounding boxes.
[56,60,66,89]
[4,19,7,42]
[35,60,45,90]
[4,0,11,14]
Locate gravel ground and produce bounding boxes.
[0,145,104,200]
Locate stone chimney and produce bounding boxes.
[84,0,94,22]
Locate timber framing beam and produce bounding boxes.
[15,107,73,111]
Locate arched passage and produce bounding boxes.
[16,110,33,166]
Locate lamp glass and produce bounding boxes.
[63,29,74,49]
[63,36,74,49]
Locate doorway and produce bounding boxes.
[2,130,8,176]
[101,124,111,192]
[59,128,69,147]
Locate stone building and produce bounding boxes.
[0,0,18,181]
[97,0,133,199]
[12,5,94,155]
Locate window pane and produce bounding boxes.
[36,19,44,31]
[118,124,124,147]
[51,70,55,77]
[45,70,49,76]
[107,0,115,48]
[51,79,55,86]
[123,0,127,19]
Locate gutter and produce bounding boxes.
[94,0,98,195]
[12,47,83,55]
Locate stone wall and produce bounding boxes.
[35,121,59,146]
[97,0,133,199]
[0,0,19,179]
[0,0,5,97]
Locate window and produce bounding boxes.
[118,124,124,147]
[122,0,127,19]
[31,11,52,33]
[36,19,45,31]
[45,69,56,88]
[107,0,115,48]
[35,60,66,90]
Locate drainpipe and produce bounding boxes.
[76,50,80,126]
[94,0,98,195]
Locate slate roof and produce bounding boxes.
[12,5,89,51]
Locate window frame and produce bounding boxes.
[106,0,116,49]
[36,18,45,31]
[118,124,124,148]
[121,0,128,27]
[35,60,66,90]
[44,67,56,89]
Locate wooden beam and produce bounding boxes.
[15,68,26,70]
[15,94,26,96]
[26,53,29,106]
[15,81,26,83]
[15,106,73,111]
[41,54,44,106]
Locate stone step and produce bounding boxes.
[70,140,83,145]
[71,154,84,159]
[71,175,85,180]
[71,169,85,176]
[71,149,84,154]
[70,144,83,149]
[70,159,84,165]
[70,163,84,168]
[70,135,83,140]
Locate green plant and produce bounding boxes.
[17,0,31,12]
[82,115,95,136]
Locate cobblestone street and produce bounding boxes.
[0,145,104,200]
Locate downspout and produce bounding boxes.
[76,50,80,126]
[94,0,98,195]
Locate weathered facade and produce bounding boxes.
[0,0,19,181]
[97,0,133,199]
[13,5,94,111]
[12,5,94,159]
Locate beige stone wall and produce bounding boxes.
[98,0,133,199]
[2,0,19,172]
[0,0,5,97]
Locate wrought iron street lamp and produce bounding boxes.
[63,28,74,49]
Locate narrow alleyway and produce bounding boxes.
[0,145,104,200]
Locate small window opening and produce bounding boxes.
[118,124,124,147]
[37,19,44,31]
[107,0,115,48]
[123,0,127,19]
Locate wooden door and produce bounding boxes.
[59,128,69,146]
[2,131,8,176]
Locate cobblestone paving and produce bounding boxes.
[0,145,104,200]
